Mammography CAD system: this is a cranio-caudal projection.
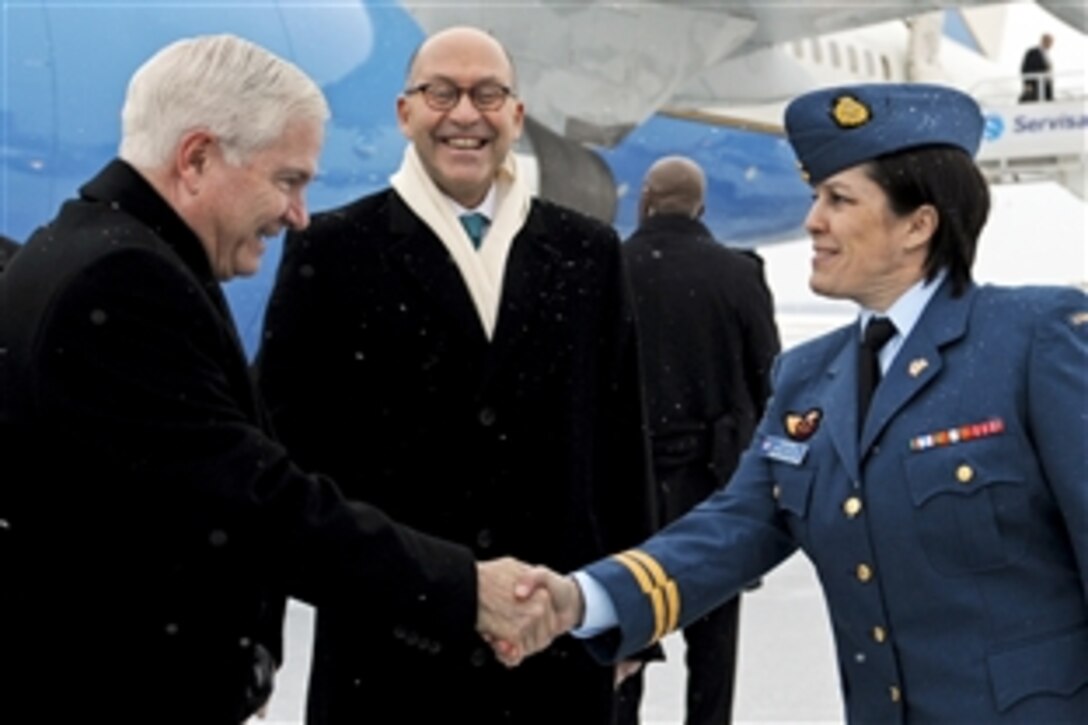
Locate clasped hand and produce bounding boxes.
[475,558,583,667]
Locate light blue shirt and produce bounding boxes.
[571,270,948,639]
[571,570,618,637]
[860,270,945,375]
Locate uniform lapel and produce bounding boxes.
[820,330,863,482]
[861,281,975,452]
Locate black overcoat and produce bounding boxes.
[1019,45,1053,101]
[0,162,477,724]
[257,188,657,724]
[624,215,780,521]
[0,235,18,273]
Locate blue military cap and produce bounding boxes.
[784,83,984,184]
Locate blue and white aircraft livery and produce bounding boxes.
[2,0,1084,355]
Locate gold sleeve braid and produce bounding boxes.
[614,550,681,643]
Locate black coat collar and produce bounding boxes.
[633,214,714,243]
[80,159,219,289]
[79,159,236,323]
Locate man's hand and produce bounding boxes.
[514,566,585,634]
[482,565,586,667]
[476,557,561,667]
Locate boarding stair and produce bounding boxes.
[972,70,1087,199]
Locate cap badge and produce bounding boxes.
[831,95,871,128]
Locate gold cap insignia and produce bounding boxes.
[831,95,871,128]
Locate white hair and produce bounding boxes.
[119,34,329,168]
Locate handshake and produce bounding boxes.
[475,558,585,667]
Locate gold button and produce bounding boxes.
[890,685,901,703]
[956,464,974,484]
[843,497,863,518]
[772,484,782,500]
[856,563,873,582]
[872,626,887,643]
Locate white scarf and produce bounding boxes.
[390,145,531,339]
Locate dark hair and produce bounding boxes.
[862,146,990,297]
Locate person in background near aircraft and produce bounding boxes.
[256,25,657,725]
[616,156,780,725]
[515,82,1088,723]
[1019,32,1055,102]
[0,234,18,273]
[0,34,557,725]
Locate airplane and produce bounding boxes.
[1,0,1084,357]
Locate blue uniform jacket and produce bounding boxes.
[585,280,1088,723]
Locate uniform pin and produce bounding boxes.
[784,408,822,441]
[908,358,929,378]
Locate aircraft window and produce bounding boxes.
[847,46,858,74]
[792,40,804,59]
[810,39,822,64]
[881,55,892,80]
[829,41,841,69]
[865,50,875,77]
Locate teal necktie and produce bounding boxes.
[459,212,489,249]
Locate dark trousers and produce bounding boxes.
[616,595,741,725]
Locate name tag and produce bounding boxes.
[760,434,808,466]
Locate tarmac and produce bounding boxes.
[258,551,843,724]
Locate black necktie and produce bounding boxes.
[459,212,489,249]
[858,316,896,433]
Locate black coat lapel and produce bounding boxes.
[385,196,489,347]
[491,206,561,351]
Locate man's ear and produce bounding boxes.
[395,96,412,137]
[176,130,215,194]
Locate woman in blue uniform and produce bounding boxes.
[531,83,1088,723]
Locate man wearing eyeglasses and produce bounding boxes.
[257,25,657,725]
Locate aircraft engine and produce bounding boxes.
[522,116,619,225]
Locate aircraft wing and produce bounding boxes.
[403,0,1016,145]
[1037,0,1088,33]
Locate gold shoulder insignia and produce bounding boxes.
[831,95,871,128]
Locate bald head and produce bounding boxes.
[639,156,707,222]
[407,26,517,89]
[398,25,525,207]
[1041,33,1054,50]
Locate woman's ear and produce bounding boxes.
[905,203,938,252]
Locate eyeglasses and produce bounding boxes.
[404,80,515,112]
